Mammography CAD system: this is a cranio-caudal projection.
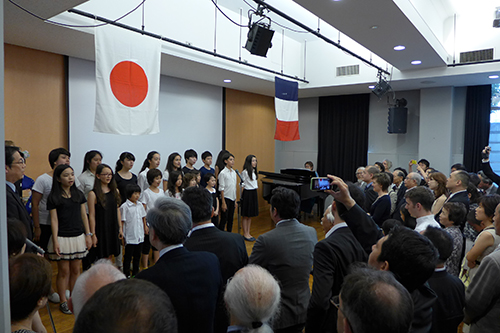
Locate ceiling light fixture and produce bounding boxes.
[489,75,499,79]
[393,45,405,51]
[224,79,232,83]
[411,60,422,65]
[368,85,375,89]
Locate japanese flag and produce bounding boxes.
[274,77,300,141]
[94,25,160,135]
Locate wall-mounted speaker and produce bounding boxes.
[388,107,408,133]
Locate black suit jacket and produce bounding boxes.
[436,191,469,223]
[6,184,33,240]
[363,184,378,213]
[427,270,465,333]
[184,226,248,283]
[184,226,248,333]
[136,247,222,333]
[306,226,367,333]
[340,204,436,333]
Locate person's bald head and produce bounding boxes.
[70,259,126,318]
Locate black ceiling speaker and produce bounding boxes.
[245,23,274,57]
[372,79,392,99]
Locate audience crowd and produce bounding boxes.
[6,144,500,333]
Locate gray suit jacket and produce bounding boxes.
[249,218,317,330]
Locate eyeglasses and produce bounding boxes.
[100,173,113,177]
[11,158,26,165]
[330,295,340,308]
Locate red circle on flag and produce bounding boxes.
[110,61,148,107]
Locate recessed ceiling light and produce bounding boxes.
[371,25,378,30]
[223,79,232,83]
[368,85,375,89]
[489,75,499,79]
[411,60,422,65]
[394,45,405,51]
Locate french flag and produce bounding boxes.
[274,77,300,141]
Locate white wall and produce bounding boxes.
[68,57,223,175]
[275,97,318,172]
[368,90,421,170]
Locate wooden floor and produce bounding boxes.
[39,208,325,333]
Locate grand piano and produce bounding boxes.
[259,168,326,216]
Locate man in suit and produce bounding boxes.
[439,170,470,223]
[362,165,380,212]
[327,175,439,333]
[423,227,465,333]
[136,197,222,333]
[392,169,407,220]
[478,170,498,195]
[306,183,367,333]
[5,146,32,240]
[249,187,317,333]
[182,186,248,332]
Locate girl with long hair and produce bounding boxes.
[241,155,259,241]
[163,152,182,190]
[138,151,161,191]
[87,164,122,262]
[46,164,91,314]
[115,152,137,204]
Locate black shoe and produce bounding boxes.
[60,301,72,315]
[244,237,256,242]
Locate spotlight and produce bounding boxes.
[245,5,274,57]
[245,23,274,57]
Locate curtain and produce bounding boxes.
[317,94,370,181]
[463,85,491,172]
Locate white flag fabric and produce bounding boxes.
[95,25,160,135]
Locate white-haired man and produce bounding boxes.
[69,259,126,318]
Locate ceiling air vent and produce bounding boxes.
[336,65,359,76]
[459,48,494,63]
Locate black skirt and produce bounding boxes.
[241,189,259,217]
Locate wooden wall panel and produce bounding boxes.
[4,44,67,179]
[225,88,275,211]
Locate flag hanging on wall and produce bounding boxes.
[274,77,300,141]
[94,25,160,135]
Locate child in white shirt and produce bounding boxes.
[119,184,147,278]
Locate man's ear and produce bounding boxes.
[380,260,390,271]
[211,207,214,218]
[331,201,337,212]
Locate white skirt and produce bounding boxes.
[47,233,88,260]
